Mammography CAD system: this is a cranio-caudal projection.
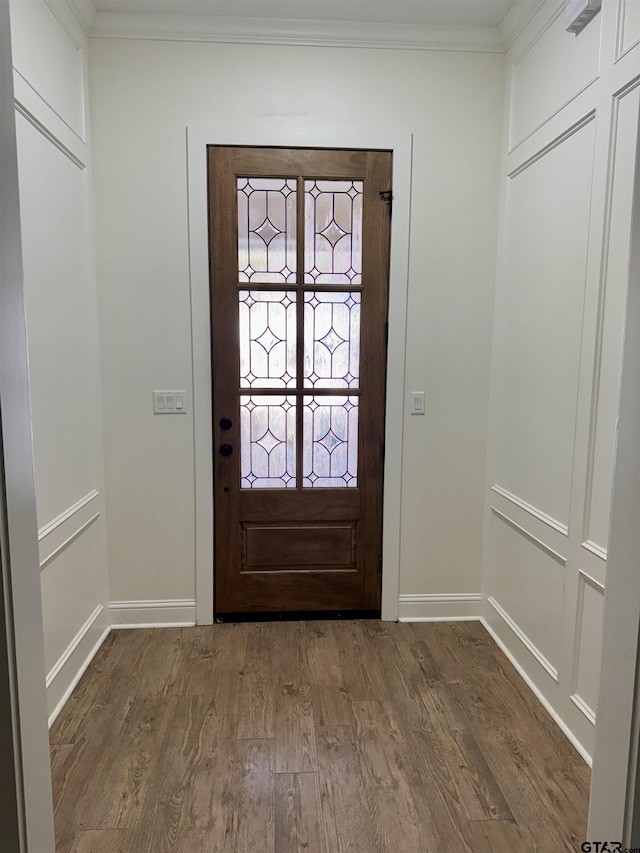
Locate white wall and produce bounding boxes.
[10,0,110,721]
[89,39,505,623]
[483,0,640,761]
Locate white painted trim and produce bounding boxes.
[615,0,640,63]
[581,540,608,562]
[398,593,482,622]
[66,0,97,35]
[110,622,196,629]
[12,70,86,167]
[47,625,110,729]
[571,692,597,726]
[88,12,504,53]
[582,79,640,557]
[507,109,597,178]
[39,512,100,571]
[109,599,197,626]
[38,489,99,541]
[506,0,600,153]
[481,616,592,765]
[490,507,567,565]
[500,0,547,52]
[487,595,560,681]
[45,604,103,689]
[579,567,606,592]
[569,569,605,718]
[491,483,569,535]
[187,124,413,625]
[43,0,85,51]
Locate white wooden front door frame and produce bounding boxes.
[187,123,413,624]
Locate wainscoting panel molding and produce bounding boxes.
[616,0,640,61]
[46,607,109,728]
[491,483,569,535]
[484,0,639,773]
[481,617,592,765]
[487,596,559,681]
[38,489,101,568]
[508,0,600,152]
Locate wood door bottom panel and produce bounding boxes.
[223,573,366,612]
[243,522,357,570]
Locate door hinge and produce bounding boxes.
[384,321,389,346]
[380,190,393,216]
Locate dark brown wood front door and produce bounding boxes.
[208,146,392,617]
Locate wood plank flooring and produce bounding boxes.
[50,621,590,852]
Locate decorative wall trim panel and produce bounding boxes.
[39,512,100,571]
[582,539,608,561]
[508,109,596,179]
[569,568,605,723]
[616,0,640,62]
[43,0,85,50]
[487,595,560,681]
[491,484,569,535]
[571,692,597,726]
[45,603,103,689]
[398,593,482,622]
[507,0,600,153]
[47,620,110,729]
[490,507,567,565]
[481,617,591,765]
[88,13,504,52]
[38,489,99,541]
[582,77,640,550]
[109,599,197,627]
[508,76,599,155]
[13,69,86,168]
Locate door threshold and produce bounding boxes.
[215,609,381,623]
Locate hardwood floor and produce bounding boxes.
[49,621,590,852]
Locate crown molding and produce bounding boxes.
[87,12,505,52]
[66,0,98,34]
[500,0,547,50]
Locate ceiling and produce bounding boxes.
[91,0,518,29]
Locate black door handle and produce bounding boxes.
[219,418,232,431]
[219,444,233,457]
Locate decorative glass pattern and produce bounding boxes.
[240,395,296,489]
[303,396,358,488]
[304,292,361,388]
[238,178,297,283]
[304,181,363,284]
[239,290,296,388]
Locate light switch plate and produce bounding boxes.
[153,390,187,414]
[410,391,426,416]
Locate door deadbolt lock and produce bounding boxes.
[219,444,233,457]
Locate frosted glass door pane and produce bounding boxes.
[303,396,358,487]
[304,292,360,388]
[304,181,363,284]
[239,291,296,388]
[240,395,296,489]
[238,178,296,283]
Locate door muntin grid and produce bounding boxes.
[237,177,364,490]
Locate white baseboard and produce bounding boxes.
[398,593,482,622]
[480,617,592,767]
[109,598,197,627]
[47,605,111,729]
